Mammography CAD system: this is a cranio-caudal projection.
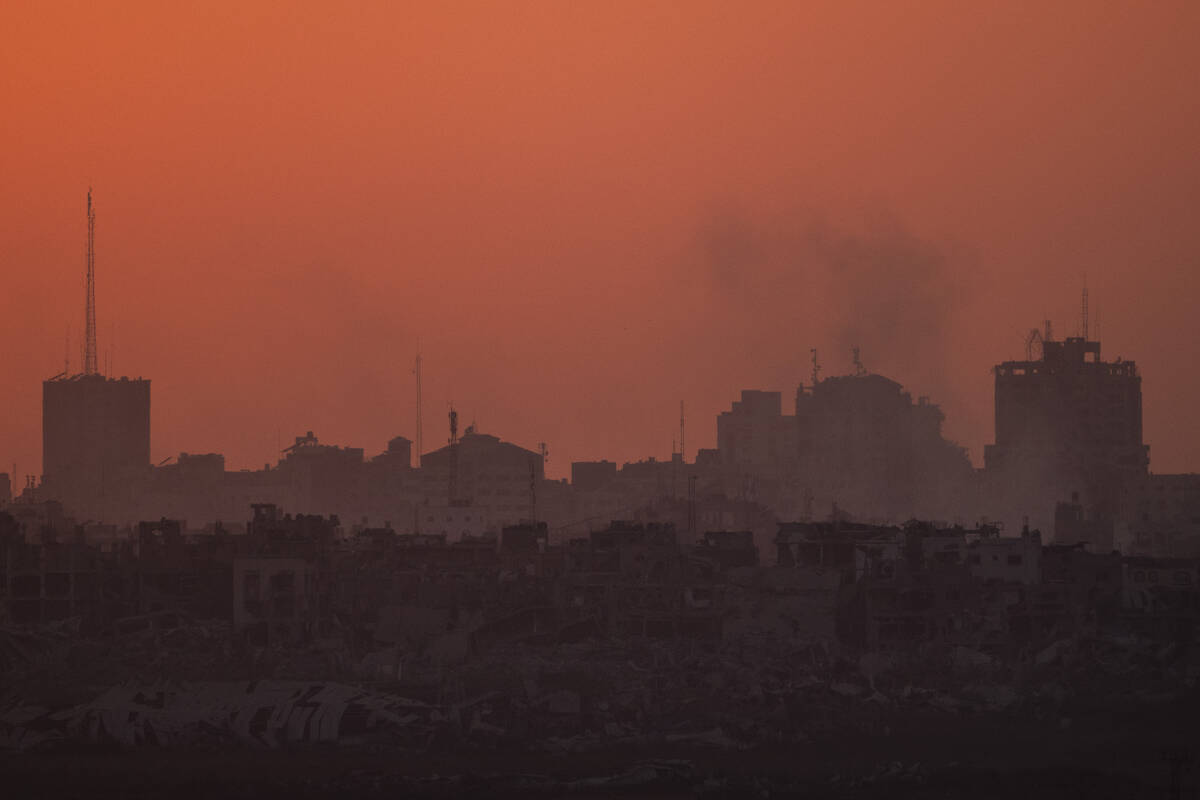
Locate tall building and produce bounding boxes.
[40,190,152,519]
[420,427,544,527]
[42,373,152,516]
[794,374,973,523]
[984,335,1147,541]
[717,390,796,472]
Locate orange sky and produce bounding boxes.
[2,1,1199,482]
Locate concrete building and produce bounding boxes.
[966,527,1042,585]
[717,390,796,473]
[1116,473,1200,557]
[794,374,973,523]
[42,373,151,519]
[571,460,617,491]
[984,335,1148,537]
[421,428,544,527]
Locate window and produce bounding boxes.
[1007,555,1023,566]
[1173,571,1192,586]
[1133,570,1145,583]
[242,572,262,613]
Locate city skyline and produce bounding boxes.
[3,3,1199,482]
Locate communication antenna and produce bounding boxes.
[679,400,685,463]
[1081,280,1089,340]
[810,348,821,386]
[852,346,866,377]
[412,342,422,468]
[448,405,458,503]
[1044,319,1053,342]
[84,188,98,375]
[64,327,70,375]
[1025,327,1043,361]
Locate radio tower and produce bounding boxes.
[84,188,98,376]
[679,401,685,463]
[413,343,423,468]
[1081,283,1089,341]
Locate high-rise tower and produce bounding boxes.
[42,190,151,519]
[984,331,1146,542]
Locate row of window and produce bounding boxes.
[1130,569,1193,586]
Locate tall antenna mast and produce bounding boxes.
[84,188,98,375]
[448,405,458,503]
[810,348,821,386]
[1081,280,1089,341]
[413,342,423,468]
[679,400,685,463]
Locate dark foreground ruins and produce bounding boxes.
[2,506,1198,798]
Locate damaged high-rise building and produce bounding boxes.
[984,333,1148,543]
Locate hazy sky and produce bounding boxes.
[3,1,1199,481]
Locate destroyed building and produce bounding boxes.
[794,374,975,524]
[984,332,1148,539]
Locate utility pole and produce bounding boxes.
[688,474,697,543]
[530,443,547,527]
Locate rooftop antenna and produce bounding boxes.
[84,188,98,376]
[412,341,422,468]
[448,404,458,503]
[679,400,685,463]
[64,326,70,375]
[810,348,821,386]
[1025,327,1043,361]
[1081,279,1089,340]
[852,346,866,377]
[1044,319,1053,342]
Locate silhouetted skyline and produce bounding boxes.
[3,2,1200,483]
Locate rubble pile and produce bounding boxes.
[2,610,1198,759]
[1,680,439,753]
